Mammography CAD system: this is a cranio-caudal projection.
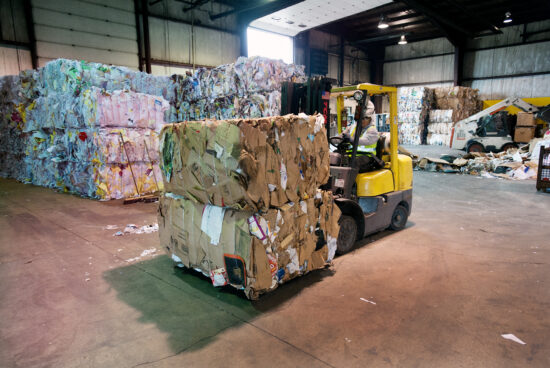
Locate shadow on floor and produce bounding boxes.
[354,221,416,251]
[103,254,334,353]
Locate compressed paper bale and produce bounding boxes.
[0,55,305,198]
[159,114,329,211]
[432,87,480,123]
[158,191,336,298]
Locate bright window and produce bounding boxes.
[247,27,294,64]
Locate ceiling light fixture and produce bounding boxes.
[503,12,512,24]
[378,15,389,29]
[272,16,281,21]
[398,34,407,45]
[286,20,295,24]
[298,24,307,28]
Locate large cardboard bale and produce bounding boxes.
[432,86,480,123]
[159,114,330,211]
[158,191,340,298]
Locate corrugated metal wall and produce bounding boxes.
[300,29,370,85]
[149,16,240,71]
[31,0,139,68]
[382,21,550,98]
[0,0,32,75]
[384,37,454,87]
[464,20,550,99]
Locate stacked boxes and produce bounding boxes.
[158,115,340,298]
[514,112,536,142]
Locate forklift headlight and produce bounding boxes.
[353,91,363,102]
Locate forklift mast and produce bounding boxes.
[281,77,332,140]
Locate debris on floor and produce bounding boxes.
[125,248,158,263]
[360,297,376,305]
[501,334,526,345]
[414,136,550,180]
[113,223,158,236]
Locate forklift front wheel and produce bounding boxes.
[336,215,357,255]
[389,205,408,231]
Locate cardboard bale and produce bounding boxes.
[432,86,480,123]
[159,114,330,211]
[514,126,535,143]
[158,190,338,298]
[517,112,535,127]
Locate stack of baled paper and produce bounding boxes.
[159,114,330,211]
[158,114,340,298]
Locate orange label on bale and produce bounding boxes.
[267,253,278,277]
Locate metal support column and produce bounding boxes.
[134,0,144,72]
[22,0,37,69]
[141,0,151,73]
[453,43,464,86]
[338,36,344,86]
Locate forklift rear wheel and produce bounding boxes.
[336,215,357,255]
[467,142,484,153]
[389,205,408,231]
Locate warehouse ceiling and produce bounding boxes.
[165,0,550,46]
[250,0,392,36]
[315,0,550,47]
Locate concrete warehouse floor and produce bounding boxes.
[1,172,549,368]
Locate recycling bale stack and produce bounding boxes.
[22,88,169,199]
[397,87,434,145]
[427,110,453,146]
[0,75,28,180]
[432,86,481,123]
[158,114,340,299]
[169,56,305,122]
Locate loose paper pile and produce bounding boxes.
[415,136,549,180]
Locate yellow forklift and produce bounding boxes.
[327,84,413,254]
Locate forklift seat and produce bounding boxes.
[330,151,342,165]
[375,135,386,160]
[330,135,387,168]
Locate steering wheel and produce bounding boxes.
[329,136,346,146]
[329,136,352,153]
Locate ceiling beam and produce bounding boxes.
[397,0,472,44]
[353,18,430,33]
[210,0,304,20]
[444,0,501,34]
[397,0,473,36]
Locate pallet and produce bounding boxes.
[123,194,159,205]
